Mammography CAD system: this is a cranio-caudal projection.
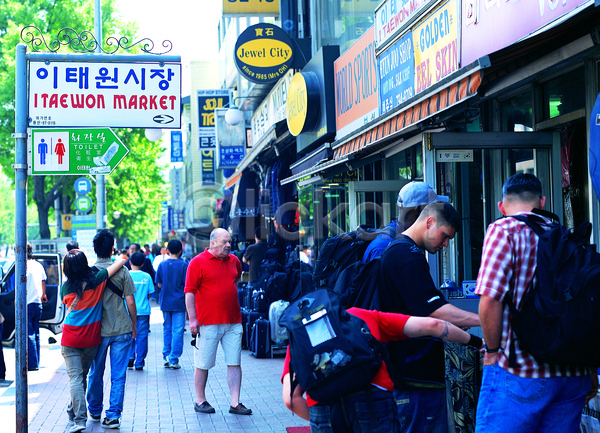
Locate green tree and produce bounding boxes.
[0,175,15,245]
[0,0,164,240]
[107,128,167,244]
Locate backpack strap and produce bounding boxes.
[91,265,124,298]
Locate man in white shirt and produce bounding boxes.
[26,243,47,371]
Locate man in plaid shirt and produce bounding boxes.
[475,173,595,433]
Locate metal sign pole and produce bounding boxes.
[95,0,106,231]
[14,42,29,433]
[14,25,181,429]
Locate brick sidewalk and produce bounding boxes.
[0,299,308,432]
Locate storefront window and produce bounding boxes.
[541,68,585,120]
[386,146,423,181]
[314,0,377,54]
[298,185,315,252]
[500,91,533,132]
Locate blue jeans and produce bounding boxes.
[162,311,185,365]
[394,387,448,433]
[475,363,590,433]
[27,303,42,369]
[129,315,150,368]
[87,332,133,419]
[62,345,98,426]
[308,386,399,433]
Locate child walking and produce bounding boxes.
[128,251,155,371]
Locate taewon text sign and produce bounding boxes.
[28,61,181,129]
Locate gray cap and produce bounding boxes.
[397,181,449,208]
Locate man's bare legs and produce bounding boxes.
[194,368,209,404]
[227,365,242,407]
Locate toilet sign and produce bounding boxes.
[29,128,129,176]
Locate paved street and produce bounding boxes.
[0,299,309,432]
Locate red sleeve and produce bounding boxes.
[184,256,201,294]
[347,308,410,344]
[281,346,291,383]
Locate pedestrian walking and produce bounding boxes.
[87,229,137,429]
[156,239,188,369]
[475,173,595,432]
[128,251,154,371]
[184,228,252,415]
[60,249,125,433]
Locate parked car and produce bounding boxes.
[0,253,65,346]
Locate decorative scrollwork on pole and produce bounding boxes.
[20,25,173,55]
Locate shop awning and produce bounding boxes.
[280,60,487,185]
[333,68,484,160]
[225,171,243,190]
[223,126,278,189]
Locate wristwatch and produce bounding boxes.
[484,343,500,353]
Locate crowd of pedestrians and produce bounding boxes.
[49,174,599,433]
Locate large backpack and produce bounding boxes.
[333,238,412,310]
[278,289,387,403]
[506,209,600,368]
[312,225,395,291]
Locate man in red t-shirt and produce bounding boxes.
[281,308,482,431]
[184,228,252,416]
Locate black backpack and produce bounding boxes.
[312,225,395,291]
[333,238,412,310]
[506,210,600,368]
[278,289,387,403]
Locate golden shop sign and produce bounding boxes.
[234,23,295,84]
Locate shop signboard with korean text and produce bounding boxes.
[234,23,295,84]
[29,128,128,175]
[171,130,183,163]
[215,109,246,169]
[251,70,293,146]
[198,89,231,149]
[378,31,415,115]
[28,61,181,129]
[375,0,439,49]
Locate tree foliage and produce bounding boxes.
[106,129,167,245]
[0,0,166,243]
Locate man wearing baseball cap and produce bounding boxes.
[362,181,448,263]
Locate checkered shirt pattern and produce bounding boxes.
[475,213,587,378]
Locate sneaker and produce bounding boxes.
[89,413,101,422]
[163,359,169,367]
[229,402,252,415]
[135,366,144,371]
[127,359,134,368]
[194,401,215,414]
[69,424,86,433]
[101,417,121,429]
[168,363,181,370]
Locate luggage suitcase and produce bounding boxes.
[252,289,268,313]
[238,284,250,309]
[250,317,270,358]
[245,310,265,349]
[268,300,290,344]
[241,308,249,350]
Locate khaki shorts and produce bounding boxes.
[193,323,243,370]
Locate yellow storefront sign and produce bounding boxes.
[412,0,459,95]
[223,0,279,16]
[287,73,308,136]
[236,39,293,68]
